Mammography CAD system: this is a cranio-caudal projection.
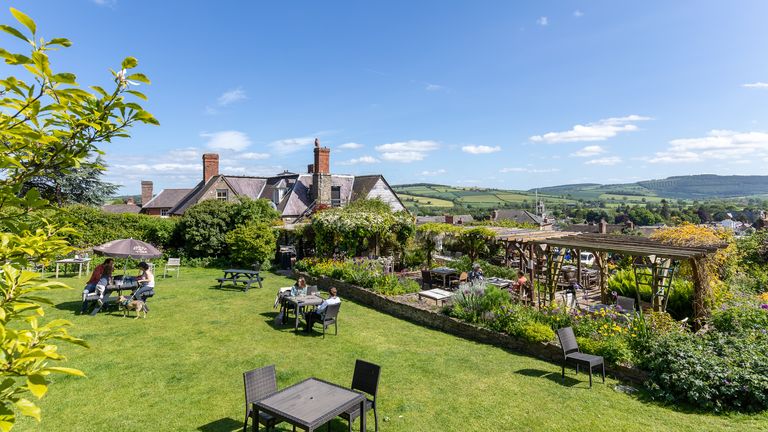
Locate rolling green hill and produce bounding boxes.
[393,175,768,213]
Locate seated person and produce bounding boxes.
[81,258,114,313]
[291,277,308,296]
[468,263,484,282]
[510,271,531,300]
[304,287,341,331]
[131,262,155,310]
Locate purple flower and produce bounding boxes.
[761,304,768,310]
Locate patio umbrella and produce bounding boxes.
[93,238,162,276]
[93,238,162,259]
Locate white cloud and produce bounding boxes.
[270,136,315,154]
[240,152,270,160]
[530,115,651,143]
[648,130,768,163]
[92,0,116,5]
[537,16,549,26]
[585,156,622,166]
[217,88,247,106]
[461,145,501,154]
[375,140,439,163]
[168,148,200,160]
[339,156,380,165]
[425,83,444,91]
[570,145,606,157]
[114,163,200,173]
[339,142,363,150]
[499,167,560,173]
[201,130,252,151]
[743,82,768,89]
[421,169,446,176]
[573,10,584,17]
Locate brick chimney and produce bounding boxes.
[311,139,332,205]
[598,218,608,234]
[307,164,314,174]
[203,153,219,183]
[141,180,153,206]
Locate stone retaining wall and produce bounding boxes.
[296,271,647,384]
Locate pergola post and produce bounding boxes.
[597,252,608,304]
[690,256,711,329]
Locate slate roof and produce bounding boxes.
[101,204,142,214]
[142,188,192,209]
[493,209,545,226]
[351,175,382,202]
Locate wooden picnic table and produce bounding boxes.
[429,267,457,288]
[283,294,324,331]
[86,279,139,316]
[216,269,263,291]
[254,377,367,432]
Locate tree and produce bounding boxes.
[21,155,118,206]
[456,227,496,263]
[226,221,277,267]
[0,8,156,430]
[415,223,458,268]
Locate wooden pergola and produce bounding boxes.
[527,233,726,325]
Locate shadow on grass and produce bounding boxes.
[197,417,242,432]
[515,368,585,387]
[209,284,250,293]
[54,300,83,314]
[258,311,330,338]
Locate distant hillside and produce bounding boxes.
[535,175,768,200]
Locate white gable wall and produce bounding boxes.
[366,178,405,212]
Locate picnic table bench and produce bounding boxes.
[217,269,263,291]
[85,279,139,316]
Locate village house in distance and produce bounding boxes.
[124,140,406,222]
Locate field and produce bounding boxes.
[16,268,768,431]
[398,193,453,207]
[394,184,569,210]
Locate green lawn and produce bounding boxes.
[17,268,768,431]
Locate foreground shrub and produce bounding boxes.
[577,336,632,365]
[710,300,768,335]
[516,322,555,344]
[638,332,768,412]
[225,221,277,267]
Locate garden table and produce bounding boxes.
[485,277,514,289]
[430,267,457,287]
[284,294,324,331]
[216,269,263,291]
[254,377,367,432]
[55,258,91,278]
[86,279,139,316]
[418,288,453,306]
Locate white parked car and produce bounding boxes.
[579,252,596,266]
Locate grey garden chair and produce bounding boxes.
[420,270,433,290]
[556,327,605,388]
[339,359,380,432]
[309,302,340,338]
[243,365,287,432]
[163,257,181,278]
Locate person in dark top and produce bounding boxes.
[468,263,484,282]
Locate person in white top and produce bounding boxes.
[132,261,155,310]
[304,287,341,331]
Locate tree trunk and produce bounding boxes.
[691,257,711,330]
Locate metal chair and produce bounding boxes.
[243,365,286,432]
[556,327,605,388]
[339,359,380,432]
[163,258,181,278]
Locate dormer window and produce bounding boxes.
[216,189,228,201]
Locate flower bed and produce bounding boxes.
[294,258,420,296]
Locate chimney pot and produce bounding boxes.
[307,164,314,174]
[203,153,219,183]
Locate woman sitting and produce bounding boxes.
[132,262,155,310]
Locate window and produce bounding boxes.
[160,209,169,217]
[216,189,228,201]
[331,186,342,207]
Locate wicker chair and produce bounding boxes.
[556,327,605,387]
[339,359,381,432]
[243,365,287,432]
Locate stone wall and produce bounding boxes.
[297,271,648,384]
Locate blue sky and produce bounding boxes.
[8,1,768,194]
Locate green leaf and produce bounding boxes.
[0,25,30,44]
[47,37,71,47]
[42,367,86,377]
[51,73,76,84]
[121,56,138,69]
[126,89,147,100]
[26,375,48,399]
[14,399,40,422]
[125,73,150,84]
[0,404,14,432]
[10,8,35,36]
